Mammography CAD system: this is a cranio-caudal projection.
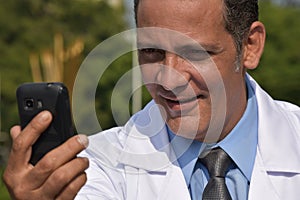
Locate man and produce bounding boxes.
[3,0,300,199]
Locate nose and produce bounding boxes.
[157,52,191,92]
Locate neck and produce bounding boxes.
[221,82,248,142]
[202,78,248,143]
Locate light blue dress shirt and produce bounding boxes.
[168,77,258,200]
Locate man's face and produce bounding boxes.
[137,0,247,142]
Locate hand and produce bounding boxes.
[2,111,89,200]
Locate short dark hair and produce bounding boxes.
[134,0,259,59]
[223,0,259,59]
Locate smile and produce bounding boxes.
[159,93,205,115]
[166,94,204,104]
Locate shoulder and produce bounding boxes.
[274,100,300,128]
[83,100,159,161]
[247,74,299,113]
[83,126,129,164]
[247,74,300,128]
[274,100,300,113]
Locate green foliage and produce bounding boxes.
[0,167,10,200]
[250,1,300,105]
[0,0,127,133]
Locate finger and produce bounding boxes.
[12,111,52,154]
[56,173,87,200]
[10,111,52,167]
[20,110,53,146]
[5,126,22,171]
[28,135,89,185]
[10,125,21,140]
[6,126,23,171]
[41,157,89,199]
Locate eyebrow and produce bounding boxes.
[178,43,223,53]
[137,42,223,54]
[136,42,161,49]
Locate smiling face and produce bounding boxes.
[137,0,249,142]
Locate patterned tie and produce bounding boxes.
[200,148,233,200]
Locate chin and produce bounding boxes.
[166,116,209,141]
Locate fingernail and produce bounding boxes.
[39,111,50,123]
[77,134,89,148]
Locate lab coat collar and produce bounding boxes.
[248,74,300,173]
[117,101,178,172]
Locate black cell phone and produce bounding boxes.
[16,82,75,165]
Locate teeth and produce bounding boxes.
[180,97,196,103]
[168,95,202,103]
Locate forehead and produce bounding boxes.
[136,0,226,50]
[137,0,225,30]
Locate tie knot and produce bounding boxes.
[200,148,233,177]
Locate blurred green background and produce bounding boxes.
[0,0,299,199]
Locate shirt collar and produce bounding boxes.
[168,76,258,183]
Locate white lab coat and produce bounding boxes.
[76,75,300,200]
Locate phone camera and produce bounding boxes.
[24,99,34,110]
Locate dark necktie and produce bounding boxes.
[200,148,234,200]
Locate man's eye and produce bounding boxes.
[181,49,211,61]
[138,48,165,63]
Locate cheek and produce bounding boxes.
[206,52,241,91]
[144,84,157,98]
[212,55,243,94]
[140,64,160,85]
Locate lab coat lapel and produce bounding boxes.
[117,101,190,199]
[249,75,300,173]
[248,75,300,199]
[118,101,173,171]
[248,149,281,200]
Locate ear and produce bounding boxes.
[243,21,266,70]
